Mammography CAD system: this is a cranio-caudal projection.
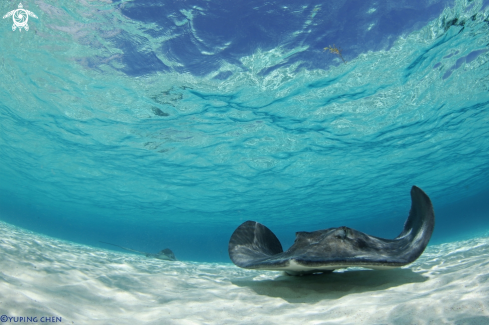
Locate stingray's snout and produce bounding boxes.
[334,227,351,239]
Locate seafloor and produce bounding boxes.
[0,221,488,325]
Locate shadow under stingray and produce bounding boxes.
[231,268,428,303]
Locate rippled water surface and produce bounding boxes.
[1,0,489,261]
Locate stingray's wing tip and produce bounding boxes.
[397,185,435,261]
[228,220,283,268]
[411,185,426,196]
[410,186,435,225]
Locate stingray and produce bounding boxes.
[100,241,177,261]
[228,186,434,275]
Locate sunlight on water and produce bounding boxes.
[1,0,489,323]
[1,0,488,228]
[0,0,489,256]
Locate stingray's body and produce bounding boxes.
[100,242,177,261]
[228,186,434,275]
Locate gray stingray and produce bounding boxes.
[100,241,177,261]
[228,186,434,275]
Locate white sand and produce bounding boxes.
[0,222,488,325]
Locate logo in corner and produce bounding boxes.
[3,3,38,32]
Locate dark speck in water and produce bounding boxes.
[152,107,169,116]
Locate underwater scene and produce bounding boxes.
[1,0,489,323]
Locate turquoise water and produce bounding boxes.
[1,0,489,262]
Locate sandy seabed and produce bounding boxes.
[0,222,488,325]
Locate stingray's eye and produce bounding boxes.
[333,227,346,239]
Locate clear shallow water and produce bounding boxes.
[0,0,489,262]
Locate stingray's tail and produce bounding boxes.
[396,186,435,261]
[99,241,146,255]
[228,221,283,268]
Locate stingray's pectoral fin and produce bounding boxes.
[395,186,435,263]
[228,221,283,268]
